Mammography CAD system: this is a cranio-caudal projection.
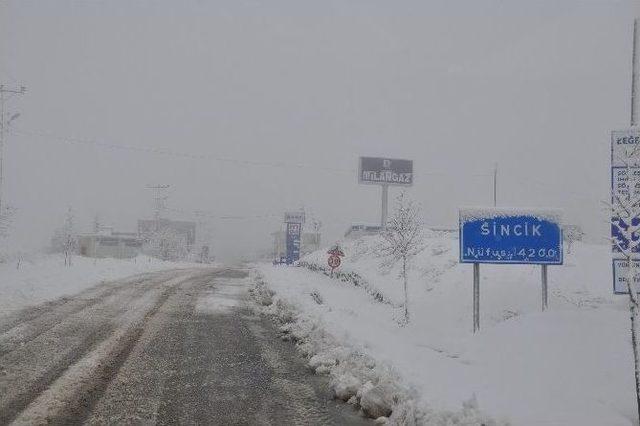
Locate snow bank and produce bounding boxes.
[254,233,638,425]
[0,253,206,317]
[251,268,500,425]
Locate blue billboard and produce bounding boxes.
[459,209,563,265]
[286,222,301,264]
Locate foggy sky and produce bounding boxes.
[1,0,638,259]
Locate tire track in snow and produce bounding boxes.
[0,270,185,356]
[0,270,208,425]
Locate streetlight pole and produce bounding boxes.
[632,19,639,127]
[493,163,498,207]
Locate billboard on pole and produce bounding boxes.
[284,211,305,224]
[358,157,413,186]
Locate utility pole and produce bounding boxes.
[381,184,389,228]
[0,84,26,214]
[493,163,498,207]
[627,18,640,426]
[632,19,639,127]
[146,184,170,232]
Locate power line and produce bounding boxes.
[8,127,494,178]
[165,207,280,221]
[8,127,356,174]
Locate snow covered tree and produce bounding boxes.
[62,207,77,267]
[147,226,188,261]
[380,192,426,324]
[611,141,640,423]
[564,224,584,255]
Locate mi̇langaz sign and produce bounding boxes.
[358,157,413,186]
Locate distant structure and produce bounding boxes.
[271,229,321,260]
[77,226,142,259]
[138,219,196,245]
[344,223,457,239]
[138,218,197,260]
[344,224,383,239]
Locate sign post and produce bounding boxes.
[284,211,304,265]
[473,263,480,332]
[358,157,413,228]
[381,184,389,229]
[327,245,345,276]
[541,264,548,311]
[460,208,563,332]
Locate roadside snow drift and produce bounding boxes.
[254,232,637,426]
[0,254,205,316]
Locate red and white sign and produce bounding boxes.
[328,254,341,269]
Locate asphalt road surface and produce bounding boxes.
[0,268,370,425]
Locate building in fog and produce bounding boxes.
[138,219,196,245]
[344,224,383,239]
[78,229,142,259]
[138,219,197,260]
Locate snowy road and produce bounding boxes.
[0,268,368,425]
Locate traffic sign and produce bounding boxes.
[328,254,341,269]
[286,222,301,264]
[459,207,563,332]
[459,208,563,265]
[613,258,640,294]
[611,130,640,258]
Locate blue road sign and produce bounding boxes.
[611,130,640,258]
[459,208,563,265]
[286,222,301,264]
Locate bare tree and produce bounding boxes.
[380,192,425,324]
[0,205,15,262]
[0,205,15,240]
[63,207,77,267]
[564,224,584,255]
[611,141,640,423]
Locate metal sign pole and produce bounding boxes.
[541,264,548,311]
[381,184,389,229]
[632,19,638,126]
[473,263,480,333]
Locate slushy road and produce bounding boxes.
[0,268,369,425]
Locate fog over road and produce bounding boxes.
[0,268,368,425]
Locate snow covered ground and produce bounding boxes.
[0,253,207,317]
[255,232,637,425]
